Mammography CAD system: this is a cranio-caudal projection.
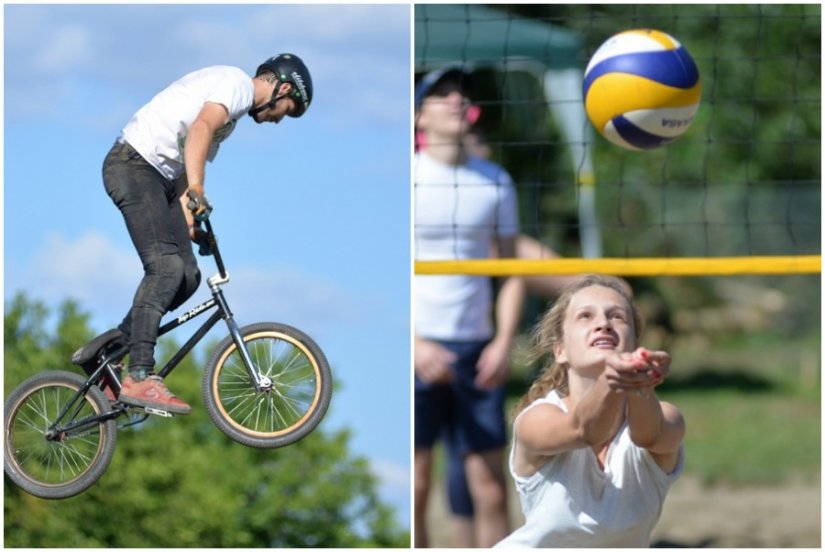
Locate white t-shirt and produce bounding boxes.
[414,150,519,341]
[496,390,684,548]
[121,65,255,180]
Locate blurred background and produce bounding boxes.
[415,4,820,547]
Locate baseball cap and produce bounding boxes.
[414,67,472,112]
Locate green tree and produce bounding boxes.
[4,293,409,547]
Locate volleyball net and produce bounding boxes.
[414,4,821,277]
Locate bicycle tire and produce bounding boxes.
[203,322,332,448]
[4,371,117,499]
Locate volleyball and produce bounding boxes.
[583,29,701,151]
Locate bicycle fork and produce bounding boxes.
[208,273,272,392]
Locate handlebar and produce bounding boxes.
[202,219,226,279]
[187,192,226,280]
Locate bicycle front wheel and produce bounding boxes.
[4,371,117,499]
[203,322,332,449]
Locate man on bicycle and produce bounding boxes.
[74,54,313,415]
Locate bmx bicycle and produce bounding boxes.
[4,206,332,499]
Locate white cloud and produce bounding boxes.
[7,231,363,337]
[5,4,409,81]
[34,25,93,71]
[4,4,410,127]
[19,231,141,309]
[371,459,411,527]
[372,458,410,490]
[222,265,364,335]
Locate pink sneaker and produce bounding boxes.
[119,374,192,415]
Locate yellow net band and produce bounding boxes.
[415,256,822,277]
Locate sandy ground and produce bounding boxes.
[424,474,821,548]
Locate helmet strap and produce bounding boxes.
[248,79,290,121]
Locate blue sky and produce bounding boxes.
[3,4,411,526]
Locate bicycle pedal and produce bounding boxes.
[144,407,175,418]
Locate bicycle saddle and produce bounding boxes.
[71,329,126,366]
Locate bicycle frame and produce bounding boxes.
[47,218,267,436]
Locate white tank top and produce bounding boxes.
[495,390,684,548]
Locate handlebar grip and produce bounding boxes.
[187,190,213,221]
[186,189,200,209]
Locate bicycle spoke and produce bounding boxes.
[15,405,46,433]
[9,384,103,485]
[268,403,294,430]
[215,333,321,435]
[202,324,333,450]
[61,443,89,477]
[225,393,258,417]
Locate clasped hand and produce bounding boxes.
[186,188,212,221]
[603,347,670,392]
[185,187,214,255]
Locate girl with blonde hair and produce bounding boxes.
[496,274,685,547]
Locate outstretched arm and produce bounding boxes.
[624,348,686,473]
[184,101,229,197]
[515,350,657,460]
[513,375,626,476]
[514,349,681,475]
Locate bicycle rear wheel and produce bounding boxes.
[4,371,117,499]
[203,322,332,448]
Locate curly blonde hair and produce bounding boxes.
[511,274,644,419]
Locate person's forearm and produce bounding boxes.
[572,377,626,446]
[493,275,525,344]
[625,388,665,449]
[183,120,212,191]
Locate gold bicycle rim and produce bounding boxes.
[211,331,323,438]
[8,382,106,488]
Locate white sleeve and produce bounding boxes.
[205,68,254,120]
[496,172,520,238]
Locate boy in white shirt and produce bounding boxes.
[413,67,525,547]
[73,55,312,414]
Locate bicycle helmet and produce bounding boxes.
[249,53,313,119]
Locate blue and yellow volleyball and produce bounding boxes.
[583,29,701,151]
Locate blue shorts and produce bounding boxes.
[446,436,474,517]
[414,339,507,456]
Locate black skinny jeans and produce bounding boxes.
[102,141,201,372]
